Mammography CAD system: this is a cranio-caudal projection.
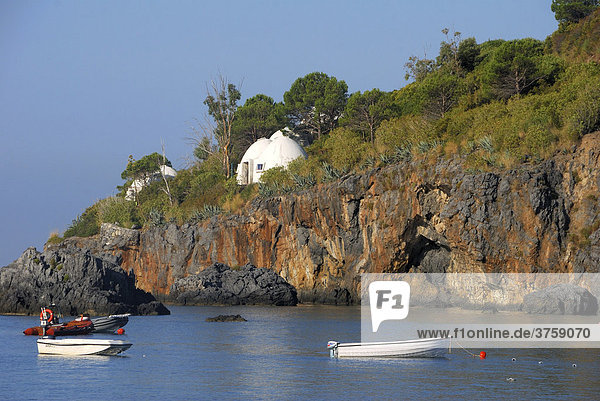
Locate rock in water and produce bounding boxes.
[205,314,247,322]
[169,263,298,306]
[522,283,598,315]
[0,246,170,316]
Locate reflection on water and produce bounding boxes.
[1,305,599,400]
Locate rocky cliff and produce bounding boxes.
[35,132,600,305]
[0,245,169,315]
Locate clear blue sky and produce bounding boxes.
[0,0,557,266]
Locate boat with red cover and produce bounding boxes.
[23,309,94,336]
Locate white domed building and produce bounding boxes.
[236,129,307,185]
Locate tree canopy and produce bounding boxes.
[479,38,562,99]
[551,0,599,25]
[341,89,394,143]
[283,72,348,142]
[231,94,287,164]
[203,76,241,178]
[121,152,171,181]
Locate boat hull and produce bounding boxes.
[91,314,129,333]
[24,320,94,336]
[329,338,449,358]
[37,338,132,356]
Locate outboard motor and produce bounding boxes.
[327,341,339,358]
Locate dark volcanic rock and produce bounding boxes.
[522,284,598,315]
[0,246,170,316]
[169,263,298,306]
[205,314,247,322]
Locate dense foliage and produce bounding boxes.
[552,0,599,26]
[56,8,600,239]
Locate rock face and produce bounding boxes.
[88,133,600,305]
[0,245,169,316]
[7,133,600,307]
[522,284,598,315]
[168,263,298,306]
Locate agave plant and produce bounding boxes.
[321,162,347,182]
[478,136,494,153]
[199,204,223,220]
[148,208,164,227]
[291,173,316,189]
[392,145,412,162]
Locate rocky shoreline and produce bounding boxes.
[168,262,297,306]
[0,245,169,316]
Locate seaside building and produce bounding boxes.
[125,165,177,200]
[236,128,308,185]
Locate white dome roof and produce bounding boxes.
[261,136,307,168]
[270,127,293,140]
[240,137,272,162]
[236,129,307,184]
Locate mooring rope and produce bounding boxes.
[451,336,478,357]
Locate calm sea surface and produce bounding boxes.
[1,305,599,400]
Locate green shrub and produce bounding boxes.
[322,127,372,171]
[97,197,138,228]
[64,205,100,238]
[375,115,434,154]
[259,166,293,187]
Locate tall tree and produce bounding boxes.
[341,89,393,143]
[404,55,436,81]
[231,94,287,164]
[283,72,348,141]
[420,69,464,119]
[405,30,478,81]
[203,75,241,178]
[457,37,480,72]
[481,39,562,99]
[436,28,463,74]
[551,0,599,26]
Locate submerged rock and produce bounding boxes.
[169,263,298,306]
[522,283,598,315]
[205,314,247,322]
[0,246,170,316]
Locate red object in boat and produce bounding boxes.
[23,319,94,336]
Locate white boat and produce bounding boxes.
[327,337,450,358]
[37,337,132,356]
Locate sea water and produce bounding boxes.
[1,305,599,400]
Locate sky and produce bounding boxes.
[0,0,558,266]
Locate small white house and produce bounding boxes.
[125,165,177,200]
[236,129,307,185]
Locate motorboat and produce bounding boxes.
[24,311,129,335]
[327,337,450,358]
[24,317,93,336]
[91,314,130,333]
[37,337,132,356]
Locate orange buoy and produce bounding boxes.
[40,308,53,323]
[117,328,125,335]
[479,351,487,359]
